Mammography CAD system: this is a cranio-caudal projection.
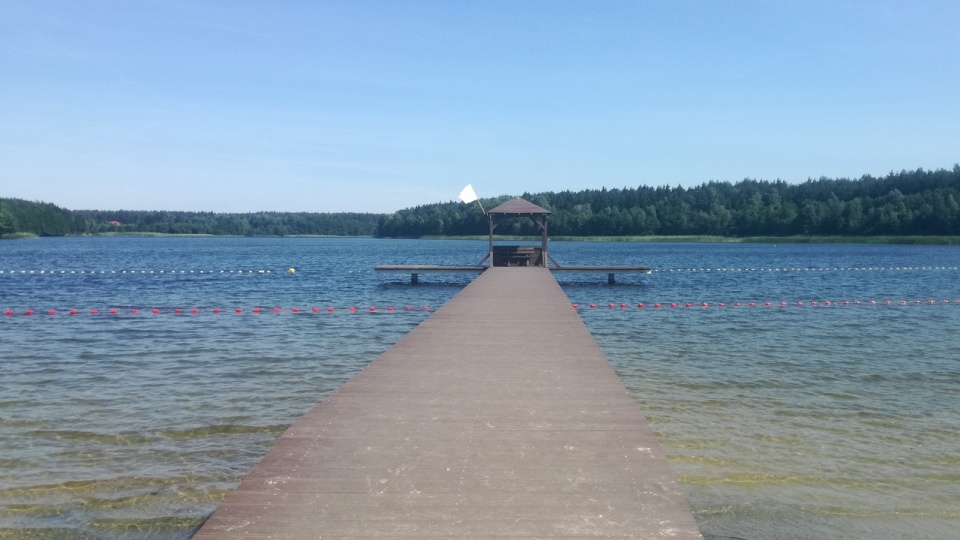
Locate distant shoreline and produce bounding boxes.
[0,232,40,240]
[422,234,960,245]
[5,233,960,245]
[0,232,371,240]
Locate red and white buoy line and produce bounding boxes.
[572,299,960,310]
[651,266,958,273]
[1,269,279,276]
[2,266,958,277]
[5,300,959,318]
[2,306,432,317]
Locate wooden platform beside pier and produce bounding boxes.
[194,267,702,539]
[375,264,486,284]
[375,264,652,284]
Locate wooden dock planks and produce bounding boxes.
[193,267,702,539]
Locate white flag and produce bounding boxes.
[458,184,479,204]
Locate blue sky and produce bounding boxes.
[2,1,958,213]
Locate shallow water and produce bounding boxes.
[1,237,959,539]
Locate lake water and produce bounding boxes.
[1,237,959,539]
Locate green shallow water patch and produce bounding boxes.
[925,454,960,466]
[677,472,913,490]
[0,529,97,539]
[86,516,206,533]
[0,458,38,469]
[23,430,159,445]
[0,488,233,517]
[0,475,228,501]
[80,487,230,512]
[156,423,287,439]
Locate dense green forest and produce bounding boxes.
[377,166,960,237]
[0,199,381,237]
[0,198,79,236]
[3,166,960,239]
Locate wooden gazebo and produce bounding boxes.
[479,197,553,267]
[375,194,651,283]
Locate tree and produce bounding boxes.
[0,200,17,234]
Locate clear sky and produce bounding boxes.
[2,1,958,213]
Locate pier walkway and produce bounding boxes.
[194,267,702,539]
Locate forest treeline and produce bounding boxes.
[377,166,960,237]
[0,199,381,237]
[4,166,960,238]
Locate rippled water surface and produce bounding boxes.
[2,237,959,539]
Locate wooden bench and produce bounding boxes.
[493,245,542,266]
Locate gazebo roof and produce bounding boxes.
[486,197,551,217]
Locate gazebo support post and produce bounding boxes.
[536,217,548,267]
[488,216,496,268]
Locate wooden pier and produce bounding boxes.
[194,267,701,539]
